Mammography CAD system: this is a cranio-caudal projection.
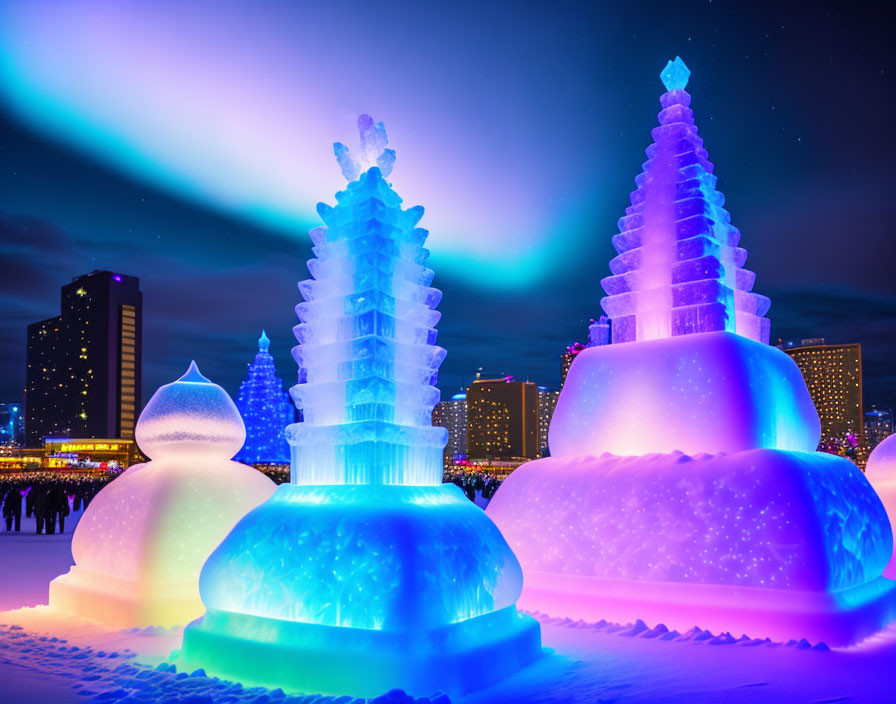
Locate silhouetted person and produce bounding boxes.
[3,486,23,531]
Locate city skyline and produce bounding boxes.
[1,3,894,411]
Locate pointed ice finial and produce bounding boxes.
[259,330,270,352]
[660,56,690,91]
[178,360,211,384]
[333,114,396,181]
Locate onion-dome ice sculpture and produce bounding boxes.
[177,116,541,698]
[49,362,276,628]
[487,59,896,646]
[867,434,896,578]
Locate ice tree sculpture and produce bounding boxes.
[234,330,294,464]
[49,362,275,627]
[487,60,896,646]
[177,116,541,698]
[602,57,770,344]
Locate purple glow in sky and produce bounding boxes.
[0,0,611,286]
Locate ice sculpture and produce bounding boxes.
[602,56,770,345]
[49,362,276,627]
[176,116,541,697]
[235,330,295,464]
[867,434,896,578]
[487,59,896,646]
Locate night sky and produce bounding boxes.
[1,1,894,410]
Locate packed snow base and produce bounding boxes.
[487,449,896,645]
[180,117,540,697]
[48,363,275,628]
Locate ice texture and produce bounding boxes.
[180,118,541,697]
[486,60,896,648]
[235,330,295,464]
[550,332,820,457]
[288,121,447,485]
[602,57,770,344]
[867,433,896,578]
[49,363,276,627]
[487,450,896,645]
[198,483,523,629]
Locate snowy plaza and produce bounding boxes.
[1,4,895,703]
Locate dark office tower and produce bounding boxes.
[466,375,538,460]
[25,271,142,446]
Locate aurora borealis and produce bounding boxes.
[0,1,893,408]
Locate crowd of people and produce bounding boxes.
[0,466,499,537]
[1,473,112,535]
[443,470,502,503]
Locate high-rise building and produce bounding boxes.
[0,402,25,446]
[783,339,863,450]
[864,406,894,453]
[432,392,467,462]
[466,375,538,460]
[536,387,560,457]
[25,271,142,447]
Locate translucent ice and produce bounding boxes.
[488,60,896,647]
[179,118,541,697]
[550,332,821,457]
[602,57,770,344]
[867,434,896,578]
[288,124,447,485]
[49,363,275,627]
[488,449,896,645]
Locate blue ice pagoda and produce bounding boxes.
[234,330,294,464]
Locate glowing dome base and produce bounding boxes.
[176,483,542,697]
[49,459,276,628]
[487,449,896,646]
[866,434,896,579]
[49,363,277,628]
[549,332,821,457]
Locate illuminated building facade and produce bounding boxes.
[865,406,894,452]
[432,392,467,463]
[537,387,560,457]
[466,376,538,460]
[783,339,863,450]
[0,402,25,446]
[25,271,142,447]
[44,437,136,471]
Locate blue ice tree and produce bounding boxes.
[234,330,295,463]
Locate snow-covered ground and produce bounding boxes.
[1,513,894,704]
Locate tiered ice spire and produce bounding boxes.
[234,332,294,464]
[287,115,447,485]
[601,57,770,344]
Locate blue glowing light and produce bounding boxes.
[660,56,690,91]
[234,332,294,464]
[177,116,541,697]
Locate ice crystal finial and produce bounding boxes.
[258,330,270,352]
[179,360,211,384]
[660,56,690,91]
[333,114,396,182]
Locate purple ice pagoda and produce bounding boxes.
[487,58,896,646]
